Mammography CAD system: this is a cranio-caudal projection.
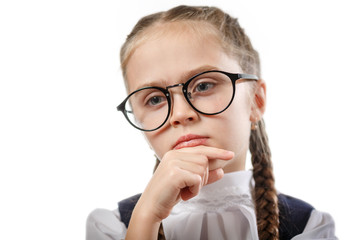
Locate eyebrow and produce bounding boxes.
[134,65,219,90]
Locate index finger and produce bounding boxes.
[177,145,234,161]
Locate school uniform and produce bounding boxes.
[86,171,337,240]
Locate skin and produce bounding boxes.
[124,22,267,239]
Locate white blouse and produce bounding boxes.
[86,171,337,240]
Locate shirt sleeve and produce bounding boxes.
[292,210,338,240]
[86,208,127,240]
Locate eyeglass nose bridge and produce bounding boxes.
[166,83,185,91]
[165,82,188,98]
[165,81,194,103]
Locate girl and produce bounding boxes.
[87,5,336,240]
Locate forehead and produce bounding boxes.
[133,21,222,51]
[125,21,240,92]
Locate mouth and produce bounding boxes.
[173,134,209,150]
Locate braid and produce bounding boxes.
[250,119,279,239]
[158,223,166,240]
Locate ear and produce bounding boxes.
[250,79,267,122]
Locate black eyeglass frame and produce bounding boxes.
[117,70,258,132]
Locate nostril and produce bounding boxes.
[171,116,194,127]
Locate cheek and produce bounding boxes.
[230,85,252,121]
[219,110,251,155]
[222,86,252,143]
[223,108,251,140]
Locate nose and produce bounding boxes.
[168,89,199,127]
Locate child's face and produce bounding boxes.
[125,23,259,172]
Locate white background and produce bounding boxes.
[0,0,359,239]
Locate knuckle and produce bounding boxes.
[167,167,180,179]
[194,174,202,185]
[162,150,175,160]
[193,164,205,176]
[198,154,208,166]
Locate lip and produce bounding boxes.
[173,134,209,150]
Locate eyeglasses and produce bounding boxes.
[117,70,258,131]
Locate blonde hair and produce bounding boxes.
[120,5,279,240]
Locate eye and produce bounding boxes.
[145,94,167,107]
[195,82,214,92]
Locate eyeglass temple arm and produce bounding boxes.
[116,102,133,113]
[237,73,258,81]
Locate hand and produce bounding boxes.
[136,146,234,222]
